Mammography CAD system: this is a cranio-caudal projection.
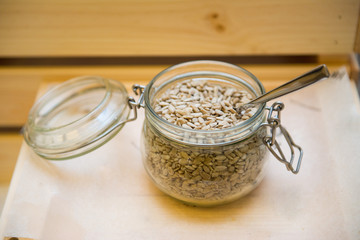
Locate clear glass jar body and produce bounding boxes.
[141,61,268,206]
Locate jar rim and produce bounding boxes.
[144,60,266,135]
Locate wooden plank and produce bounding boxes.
[0,62,349,127]
[0,75,41,126]
[0,134,22,184]
[354,10,360,53]
[0,0,358,57]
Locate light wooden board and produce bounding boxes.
[354,14,360,53]
[0,0,358,57]
[0,75,41,127]
[0,134,21,184]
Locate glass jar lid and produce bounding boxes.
[23,76,130,160]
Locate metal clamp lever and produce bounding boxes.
[125,84,146,123]
[261,102,303,174]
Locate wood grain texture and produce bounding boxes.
[0,134,22,184]
[0,0,358,57]
[0,63,349,127]
[355,11,360,53]
[0,75,41,126]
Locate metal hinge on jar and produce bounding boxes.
[108,84,146,126]
[261,102,303,174]
[126,84,146,122]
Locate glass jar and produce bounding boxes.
[141,61,268,206]
[24,60,303,206]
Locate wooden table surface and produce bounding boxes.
[0,65,359,240]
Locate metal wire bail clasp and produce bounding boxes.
[125,84,146,123]
[262,102,303,174]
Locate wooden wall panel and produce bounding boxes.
[0,0,358,57]
[354,10,360,53]
[0,134,22,184]
[0,74,41,126]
